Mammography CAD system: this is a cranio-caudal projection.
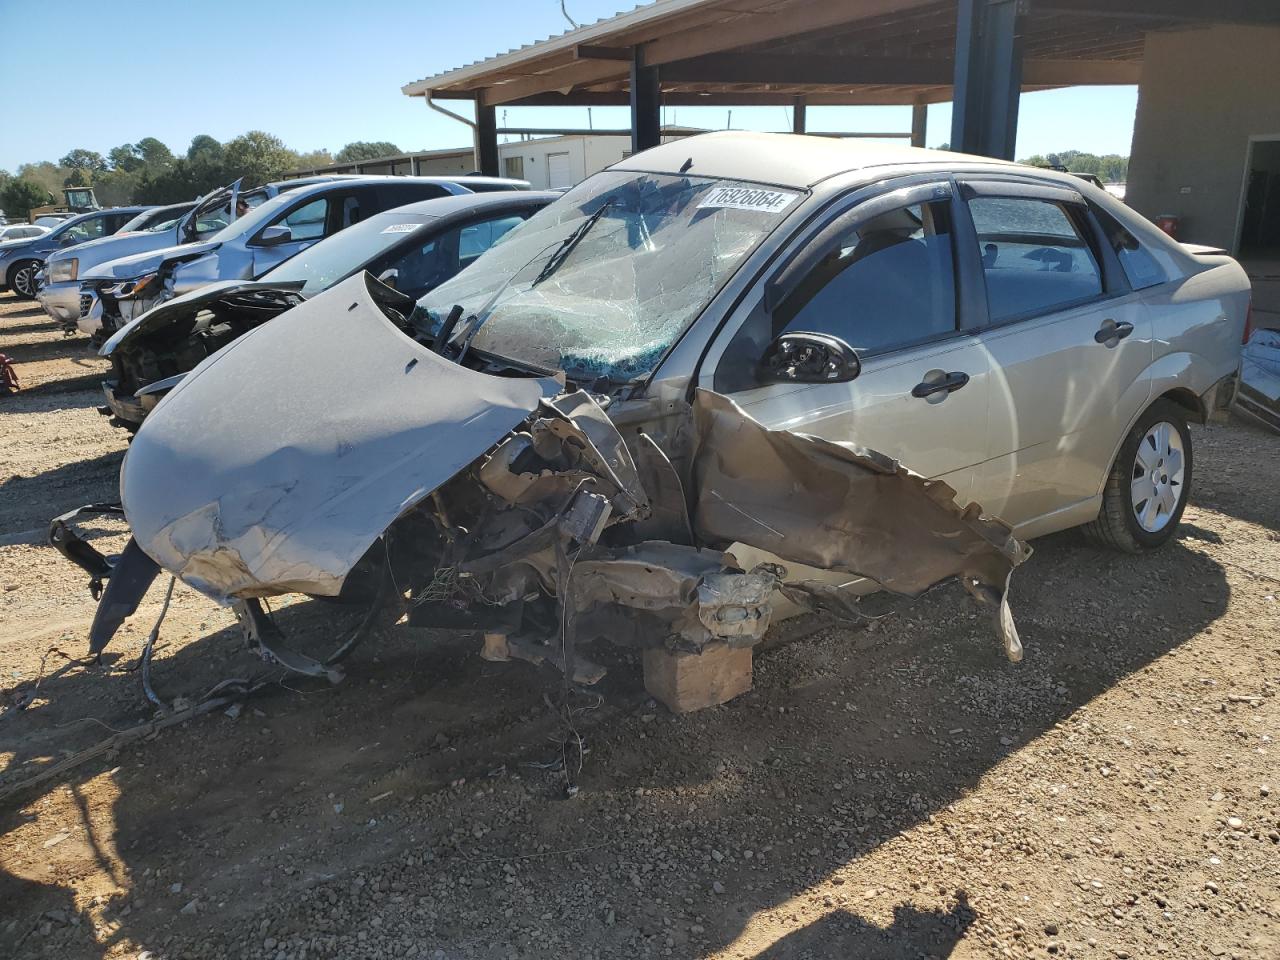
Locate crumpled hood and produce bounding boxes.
[121,272,556,602]
[47,227,178,272]
[82,239,219,282]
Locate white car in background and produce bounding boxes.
[0,223,49,242]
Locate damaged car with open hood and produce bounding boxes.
[51,133,1250,712]
[94,190,556,428]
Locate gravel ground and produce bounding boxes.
[1,293,1277,960]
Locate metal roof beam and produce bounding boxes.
[661,53,1140,86]
[642,0,938,66]
[1035,0,1280,23]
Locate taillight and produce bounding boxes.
[1243,300,1254,346]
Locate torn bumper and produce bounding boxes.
[101,378,158,426]
[47,506,161,655]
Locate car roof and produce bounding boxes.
[270,174,529,192]
[367,190,559,221]
[610,131,1018,189]
[62,206,149,224]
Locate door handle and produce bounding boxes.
[911,371,970,399]
[1094,319,1134,344]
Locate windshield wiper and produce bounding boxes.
[530,199,614,288]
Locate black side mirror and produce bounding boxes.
[758,331,861,384]
[257,225,292,246]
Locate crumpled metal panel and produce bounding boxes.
[565,541,779,651]
[690,389,1029,660]
[121,273,555,602]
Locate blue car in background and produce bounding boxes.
[0,206,151,300]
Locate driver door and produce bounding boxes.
[249,196,330,276]
[710,182,991,504]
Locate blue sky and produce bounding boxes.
[0,0,1138,172]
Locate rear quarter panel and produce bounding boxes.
[1144,258,1250,400]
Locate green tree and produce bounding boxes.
[335,141,401,163]
[294,148,335,169]
[222,130,296,186]
[135,137,174,168]
[186,134,223,162]
[16,161,73,198]
[1,178,54,219]
[109,143,145,172]
[94,168,141,206]
[59,148,108,175]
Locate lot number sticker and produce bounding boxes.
[380,223,419,234]
[697,187,800,214]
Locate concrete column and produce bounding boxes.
[475,97,500,176]
[630,46,661,154]
[792,96,807,135]
[911,102,928,148]
[950,0,1025,159]
[411,156,422,176]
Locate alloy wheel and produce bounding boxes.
[12,262,37,298]
[1131,421,1185,533]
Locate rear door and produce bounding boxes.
[711,180,991,503]
[958,179,1152,527]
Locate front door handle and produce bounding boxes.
[912,371,970,399]
[1094,319,1134,345]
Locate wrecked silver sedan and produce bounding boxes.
[64,132,1246,712]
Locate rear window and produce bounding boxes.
[1090,204,1167,290]
[969,196,1103,322]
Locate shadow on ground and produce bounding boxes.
[0,451,125,533]
[0,522,1232,958]
[756,896,975,959]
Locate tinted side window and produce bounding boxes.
[458,215,523,264]
[378,182,448,208]
[776,200,957,356]
[1090,203,1167,290]
[278,198,328,241]
[379,214,528,299]
[968,196,1103,321]
[61,217,108,243]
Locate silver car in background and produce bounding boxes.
[57,176,364,337]
[79,175,528,336]
[38,202,196,327]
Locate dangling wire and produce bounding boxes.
[141,576,177,712]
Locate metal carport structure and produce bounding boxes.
[402,0,1279,175]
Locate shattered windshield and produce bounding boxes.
[413,171,801,382]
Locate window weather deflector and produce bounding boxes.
[958,178,1085,206]
[764,181,952,314]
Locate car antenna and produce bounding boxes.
[679,157,693,173]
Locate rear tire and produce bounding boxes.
[7,260,41,300]
[1082,399,1192,553]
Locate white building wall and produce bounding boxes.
[498,134,639,190]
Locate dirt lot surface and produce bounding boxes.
[1,293,1278,960]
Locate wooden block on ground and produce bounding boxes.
[643,642,752,713]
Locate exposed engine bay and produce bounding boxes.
[55,273,1029,713]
